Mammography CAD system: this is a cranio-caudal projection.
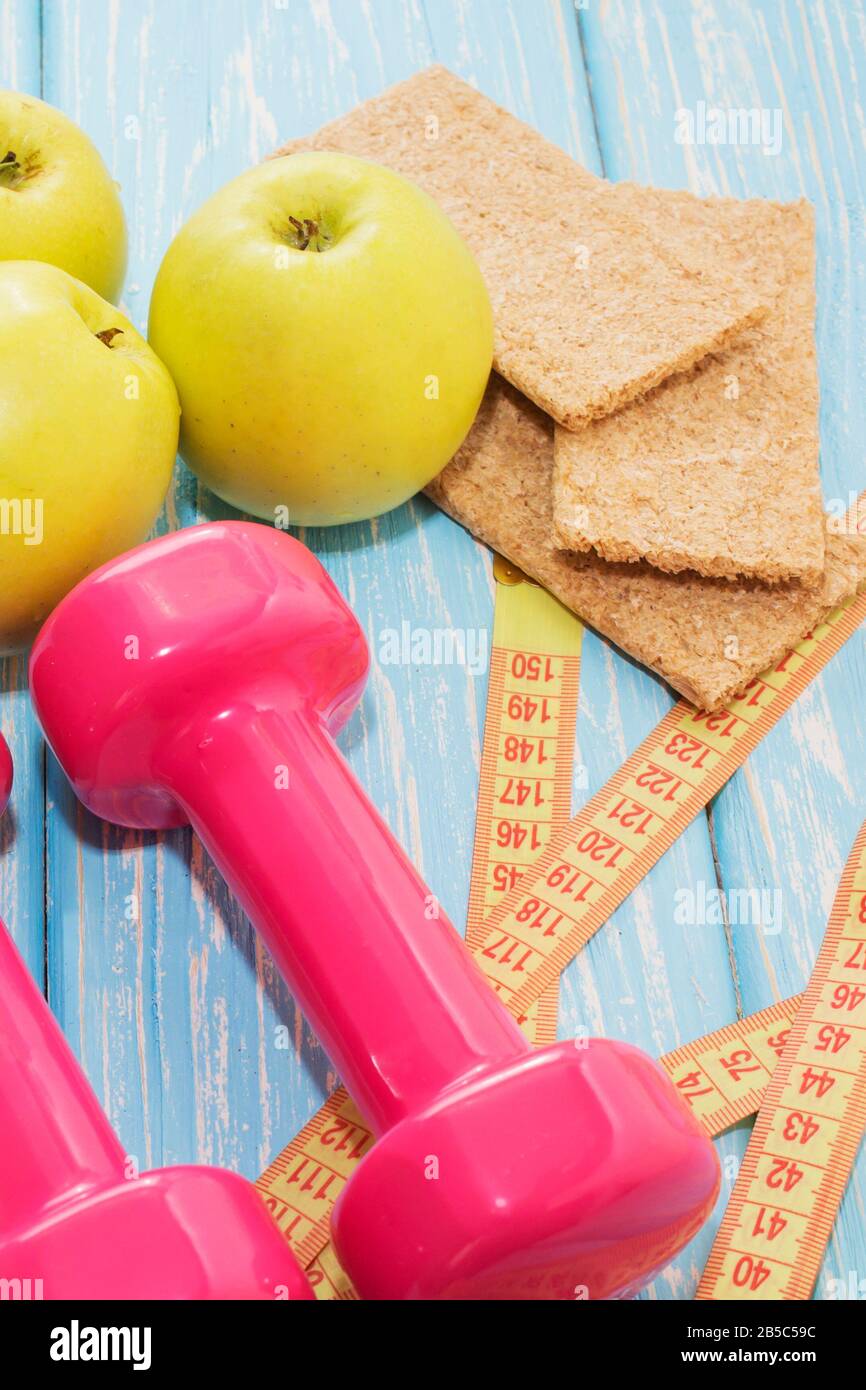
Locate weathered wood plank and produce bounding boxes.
[0,0,40,94]
[0,1,47,985]
[580,0,866,1299]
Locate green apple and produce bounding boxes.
[0,89,127,302]
[148,152,493,526]
[0,261,179,652]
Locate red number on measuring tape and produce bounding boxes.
[514,899,564,936]
[766,1159,804,1193]
[798,1067,836,1098]
[482,935,534,970]
[574,829,623,869]
[510,654,556,683]
[732,1255,772,1291]
[782,1112,821,1145]
[546,863,593,900]
[843,941,866,970]
[664,733,711,769]
[719,1049,762,1081]
[492,865,521,893]
[506,694,553,723]
[607,797,654,835]
[830,984,866,1011]
[675,1071,715,1103]
[752,1207,787,1241]
[814,1024,852,1053]
[499,778,544,808]
[495,821,543,850]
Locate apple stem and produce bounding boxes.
[0,150,21,187]
[286,215,330,252]
[95,327,124,348]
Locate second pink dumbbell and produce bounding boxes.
[30,523,720,1300]
[0,732,312,1300]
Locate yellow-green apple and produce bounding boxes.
[0,89,126,302]
[0,261,179,652]
[148,152,493,525]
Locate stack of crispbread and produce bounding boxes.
[274,66,866,710]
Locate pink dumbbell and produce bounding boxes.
[0,734,312,1300]
[0,729,11,816]
[30,522,720,1300]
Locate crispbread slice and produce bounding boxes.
[426,375,863,711]
[554,195,824,586]
[273,65,768,430]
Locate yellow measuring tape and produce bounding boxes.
[661,996,802,1138]
[475,591,866,1022]
[465,554,582,1048]
[256,561,866,1300]
[697,823,866,1300]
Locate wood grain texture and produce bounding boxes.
[0,3,45,983]
[0,0,862,1299]
[579,0,866,1299]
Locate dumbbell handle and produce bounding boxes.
[0,920,126,1230]
[158,700,529,1134]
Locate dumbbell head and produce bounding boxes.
[0,897,313,1299]
[0,1164,315,1301]
[29,521,368,829]
[331,1038,719,1300]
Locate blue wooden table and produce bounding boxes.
[1,0,864,1300]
